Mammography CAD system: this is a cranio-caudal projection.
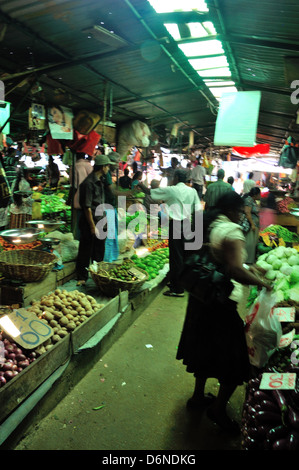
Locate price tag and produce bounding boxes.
[0,308,53,349]
[273,307,295,322]
[279,328,296,348]
[260,373,297,390]
[128,267,147,281]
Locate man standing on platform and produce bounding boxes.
[204,169,232,211]
[76,154,115,286]
[150,169,201,297]
[191,157,206,200]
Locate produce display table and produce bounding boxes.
[276,214,299,234]
[0,260,169,448]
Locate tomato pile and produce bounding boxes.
[0,237,42,251]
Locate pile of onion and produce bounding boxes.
[0,334,37,387]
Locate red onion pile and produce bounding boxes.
[0,334,37,387]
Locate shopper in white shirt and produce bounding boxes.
[191,158,206,199]
[150,169,201,297]
[243,172,256,195]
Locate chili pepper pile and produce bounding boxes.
[0,237,42,251]
[276,197,297,214]
[147,240,168,251]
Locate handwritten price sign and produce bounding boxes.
[260,373,297,390]
[279,328,296,348]
[0,308,53,349]
[273,307,295,322]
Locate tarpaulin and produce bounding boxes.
[232,144,270,157]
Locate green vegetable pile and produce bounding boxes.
[40,193,71,215]
[260,225,299,244]
[131,248,169,280]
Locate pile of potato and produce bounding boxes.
[28,289,104,353]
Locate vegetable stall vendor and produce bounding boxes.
[75,154,116,286]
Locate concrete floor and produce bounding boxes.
[12,287,249,451]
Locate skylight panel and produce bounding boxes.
[209,86,238,99]
[198,67,232,78]
[204,80,236,87]
[189,56,228,70]
[164,24,181,40]
[178,39,224,57]
[148,0,208,13]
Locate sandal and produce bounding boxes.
[206,407,240,435]
[186,393,216,410]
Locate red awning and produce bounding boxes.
[232,144,270,157]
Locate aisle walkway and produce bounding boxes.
[12,289,246,451]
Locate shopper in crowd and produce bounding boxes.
[191,158,206,200]
[243,187,261,264]
[160,157,179,186]
[143,179,162,219]
[150,169,201,297]
[227,176,235,190]
[176,191,272,434]
[243,172,256,195]
[46,155,60,188]
[68,152,93,240]
[8,172,33,229]
[203,169,232,211]
[119,168,132,189]
[75,154,116,286]
[185,162,192,185]
[259,191,277,231]
[131,171,143,190]
[4,147,20,191]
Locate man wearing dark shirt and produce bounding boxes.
[119,168,132,189]
[76,154,116,285]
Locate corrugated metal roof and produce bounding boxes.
[0,0,298,153]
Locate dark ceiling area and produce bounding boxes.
[0,0,299,154]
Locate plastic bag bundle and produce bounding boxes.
[245,288,282,368]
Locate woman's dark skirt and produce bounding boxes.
[176,293,250,386]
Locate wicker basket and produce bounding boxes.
[0,250,57,282]
[89,261,149,297]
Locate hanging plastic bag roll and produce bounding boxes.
[245,288,282,368]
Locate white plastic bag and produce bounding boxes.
[245,288,282,368]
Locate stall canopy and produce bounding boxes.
[0,0,298,153]
[232,144,271,158]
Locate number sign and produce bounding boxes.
[0,308,53,349]
[260,373,297,390]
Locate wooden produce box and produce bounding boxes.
[0,334,71,424]
[70,296,120,353]
[0,262,76,307]
[276,213,299,234]
[56,261,76,286]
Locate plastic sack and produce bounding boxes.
[245,288,282,368]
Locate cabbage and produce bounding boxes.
[288,255,299,266]
[275,290,285,303]
[266,254,277,264]
[273,246,288,259]
[288,285,299,303]
[280,263,293,275]
[258,253,269,261]
[275,277,290,292]
[265,270,277,280]
[284,247,295,258]
[272,259,282,270]
[275,272,285,280]
[290,266,299,285]
[256,260,272,270]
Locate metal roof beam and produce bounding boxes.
[158,11,210,24]
[221,34,299,52]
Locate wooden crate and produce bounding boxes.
[276,213,299,234]
[0,262,77,307]
[0,334,71,424]
[70,296,120,353]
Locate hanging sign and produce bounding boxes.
[28,103,46,130]
[47,105,73,140]
[273,307,296,323]
[0,101,10,134]
[214,91,261,147]
[0,308,53,349]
